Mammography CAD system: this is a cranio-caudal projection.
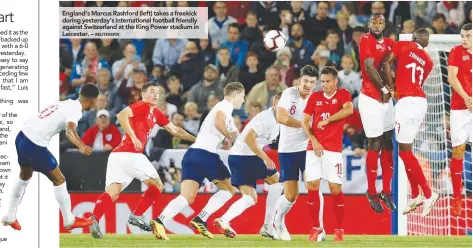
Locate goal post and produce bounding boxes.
[396,33,471,236]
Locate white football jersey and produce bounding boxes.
[192,100,237,153]
[277,87,309,152]
[21,99,83,147]
[230,108,279,156]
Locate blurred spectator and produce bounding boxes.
[287,23,315,71]
[254,1,283,30]
[81,109,121,151]
[410,1,437,28]
[279,8,293,38]
[96,68,121,118]
[152,38,188,70]
[311,44,336,83]
[99,39,122,67]
[338,55,361,100]
[188,64,223,114]
[246,66,287,112]
[60,71,70,100]
[328,2,342,19]
[464,7,472,26]
[197,38,216,65]
[118,67,147,105]
[341,3,362,28]
[117,1,129,7]
[325,29,344,68]
[403,20,416,34]
[216,47,236,81]
[165,76,184,111]
[199,94,220,127]
[208,1,237,49]
[78,93,109,136]
[183,102,201,135]
[233,115,243,132]
[347,26,367,72]
[128,39,157,72]
[219,23,249,68]
[240,11,263,48]
[385,1,411,25]
[303,1,338,47]
[149,65,164,84]
[273,47,295,87]
[248,28,277,70]
[431,13,457,34]
[437,1,465,29]
[156,85,178,118]
[153,112,193,149]
[170,41,205,92]
[336,12,353,53]
[289,1,309,24]
[370,1,396,37]
[239,52,265,95]
[344,124,368,157]
[70,41,111,90]
[112,43,146,88]
[242,102,262,130]
[67,38,84,66]
[225,2,253,25]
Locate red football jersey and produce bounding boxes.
[392,41,433,99]
[304,89,352,152]
[113,101,170,153]
[359,34,395,100]
[448,45,472,110]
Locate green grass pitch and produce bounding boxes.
[60,234,471,248]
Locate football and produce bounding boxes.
[263,30,287,52]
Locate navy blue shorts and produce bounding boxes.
[278,151,306,182]
[15,131,58,174]
[181,148,230,184]
[228,155,277,189]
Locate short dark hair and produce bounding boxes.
[228,23,240,32]
[80,83,99,99]
[141,81,158,92]
[433,13,446,23]
[217,46,230,53]
[320,66,338,78]
[318,1,329,8]
[224,82,245,96]
[327,29,338,36]
[246,10,257,18]
[300,65,318,78]
[353,26,367,33]
[462,23,472,31]
[171,112,184,119]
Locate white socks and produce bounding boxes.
[274,195,294,227]
[159,195,189,226]
[264,183,283,228]
[198,190,233,222]
[54,182,75,227]
[221,194,256,222]
[4,177,31,222]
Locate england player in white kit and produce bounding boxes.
[212,92,283,239]
[273,65,318,241]
[1,84,99,231]
[150,82,245,240]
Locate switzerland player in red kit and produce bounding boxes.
[447,23,472,217]
[302,66,354,242]
[88,82,196,239]
[382,29,438,217]
[358,13,396,213]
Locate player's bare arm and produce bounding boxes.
[65,122,92,156]
[381,52,397,99]
[448,66,472,111]
[244,129,275,170]
[276,107,301,128]
[215,110,233,141]
[318,102,354,130]
[302,113,323,157]
[117,107,141,150]
[163,122,196,143]
[365,58,390,102]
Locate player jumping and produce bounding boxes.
[359,13,396,213]
[381,28,439,217]
[88,82,196,239]
[1,84,99,231]
[273,65,317,241]
[447,23,472,217]
[213,93,283,239]
[302,66,353,242]
[150,82,245,240]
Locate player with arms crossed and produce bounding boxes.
[88,82,196,239]
[272,65,317,241]
[150,82,245,240]
[1,84,99,231]
[447,23,472,216]
[212,93,283,238]
[302,66,353,242]
[381,28,438,217]
[359,13,396,213]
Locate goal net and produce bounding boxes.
[397,34,472,236]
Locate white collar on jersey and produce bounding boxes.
[323,90,338,99]
[416,42,424,50]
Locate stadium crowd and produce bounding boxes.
[59,1,471,191]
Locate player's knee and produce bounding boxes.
[330,185,342,195]
[147,178,164,192]
[51,175,66,186]
[181,193,195,205]
[368,138,382,152]
[285,192,298,202]
[452,146,466,159]
[306,180,320,191]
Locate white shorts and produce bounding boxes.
[394,97,427,144]
[450,109,472,147]
[105,152,160,190]
[305,150,343,185]
[358,93,395,138]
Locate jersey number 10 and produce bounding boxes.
[405,62,424,86]
[320,112,331,121]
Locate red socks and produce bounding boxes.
[405,169,420,198]
[307,189,321,228]
[366,150,379,195]
[93,193,113,221]
[381,150,393,194]
[451,158,464,198]
[133,185,161,216]
[333,192,345,229]
[399,151,431,198]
